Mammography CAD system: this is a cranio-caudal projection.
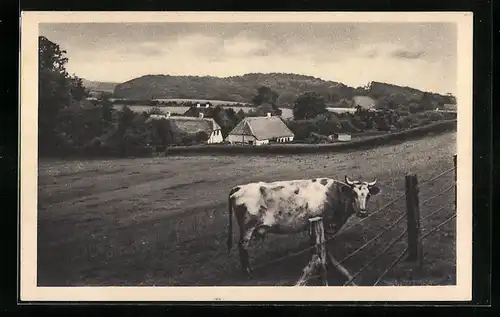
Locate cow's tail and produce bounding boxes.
[227,193,233,253]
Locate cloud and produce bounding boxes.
[390,49,426,59]
[51,23,455,94]
[363,49,378,58]
[119,41,165,57]
[223,36,272,57]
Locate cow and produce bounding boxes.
[227,175,380,276]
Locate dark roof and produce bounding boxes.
[167,116,221,135]
[228,116,294,140]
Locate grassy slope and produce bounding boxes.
[37,132,456,286]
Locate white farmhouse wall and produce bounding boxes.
[255,139,269,145]
[227,134,294,145]
[226,134,270,145]
[275,136,294,143]
[227,134,256,144]
[207,129,224,144]
[337,134,352,142]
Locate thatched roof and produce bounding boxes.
[228,116,294,140]
[167,116,221,135]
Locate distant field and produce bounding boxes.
[153,98,250,106]
[37,132,456,286]
[113,104,294,119]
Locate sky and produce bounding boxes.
[39,22,457,94]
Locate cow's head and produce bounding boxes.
[341,176,381,218]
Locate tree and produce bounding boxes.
[444,93,457,105]
[252,86,279,106]
[98,94,114,124]
[420,92,436,111]
[38,35,89,155]
[292,92,328,120]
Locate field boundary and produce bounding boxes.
[165,120,457,156]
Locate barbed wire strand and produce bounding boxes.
[420,201,454,223]
[371,210,456,287]
[331,211,407,267]
[372,211,456,287]
[167,169,457,285]
[373,247,408,286]
[419,167,455,187]
[420,183,456,206]
[246,168,455,273]
[421,213,457,240]
[252,194,407,271]
[343,228,408,286]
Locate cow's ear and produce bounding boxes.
[369,185,380,196]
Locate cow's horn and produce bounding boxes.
[367,179,377,186]
[345,176,354,185]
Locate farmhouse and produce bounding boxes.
[331,133,352,142]
[148,112,224,144]
[226,113,295,145]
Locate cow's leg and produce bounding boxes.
[238,228,255,278]
[253,225,271,248]
[308,222,316,246]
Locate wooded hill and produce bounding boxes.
[109,73,456,107]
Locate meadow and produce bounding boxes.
[112,104,295,119]
[37,132,456,286]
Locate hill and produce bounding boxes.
[112,73,456,107]
[113,73,357,106]
[82,79,119,93]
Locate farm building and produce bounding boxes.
[331,133,352,142]
[196,102,212,109]
[226,113,295,145]
[352,95,376,109]
[435,104,457,114]
[326,107,357,114]
[148,112,224,144]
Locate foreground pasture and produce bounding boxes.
[37,132,456,286]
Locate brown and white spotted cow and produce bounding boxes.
[227,176,380,276]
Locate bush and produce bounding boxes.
[422,110,445,122]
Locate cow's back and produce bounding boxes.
[230,178,339,234]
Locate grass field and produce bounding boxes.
[112,104,295,119]
[37,132,457,286]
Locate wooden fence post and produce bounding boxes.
[453,154,457,212]
[405,174,423,267]
[309,217,328,286]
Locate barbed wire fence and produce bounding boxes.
[195,154,457,286]
[237,153,458,286]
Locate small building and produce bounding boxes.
[148,112,224,144]
[226,113,295,145]
[336,133,352,142]
[196,102,212,109]
[326,107,357,114]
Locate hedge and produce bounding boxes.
[164,119,457,156]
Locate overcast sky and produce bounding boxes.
[40,22,457,94]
